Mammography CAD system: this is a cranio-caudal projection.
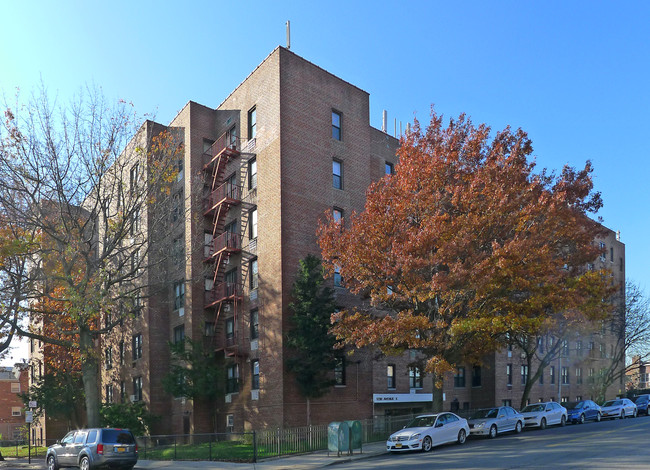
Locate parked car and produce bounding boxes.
[632,394,650,416]
[600,398,637,419]
[519,401,567,429]
[46,428,138,470]
[386,412,469,452]
[468,406,524,438]
[565,400,602,424]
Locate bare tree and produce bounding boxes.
[591,281,650,399]
[0,87,184,427]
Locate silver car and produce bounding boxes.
[386,412,469,452]
[520,401,567,429]
[468,406,524,438]
[600,398,637,419]
[46,428,138,470]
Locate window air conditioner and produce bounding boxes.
[129,395,137,403]
[251,389,259,401]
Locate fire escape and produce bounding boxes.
[203,130,257,363]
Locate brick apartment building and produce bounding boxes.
[627,356,650,391]
[0,363,29,441]
[28,46,626,437]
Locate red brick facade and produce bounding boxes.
[0,364,29,441]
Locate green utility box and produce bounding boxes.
[345,420,362,453]
[327,421,350,456]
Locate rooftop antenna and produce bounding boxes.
[286,20,291,49]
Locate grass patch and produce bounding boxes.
[0,446,48,459]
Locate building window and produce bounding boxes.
[506,364,512,386]
[105,348,113,370]
[105,384,114,403]
[132,334,143,360]
[250,258,259,290]
[550,366,555,385]
[251,360,260,390]
[173,325,185,344]
[250,309,259,340]
[472,366,482,387]
[521,365,529,385]
[588,368,595,384]
[335,357,347,386]
[248,158,257,190]
[120,381,126,402]
[576,368,583,385]
[502,399,512,407]
[10,383,20,393]
[387,364,396,389]
[226,317,235,340]
[333,266,342,287]
[385,162,394,175]
[174,281,185,311]
[409,366,422,389]
[576,340,582,357]
[119,341,125,365]
[561,396,569,404]
[454,367,466,388]
[249,209,258,239]
[610,247,614,262]
[332,110,342,140]
[203,138,215,154]
[333,207,343,224]
[226,364,239,393]
[561,366,569,385]
[333,160,342,189]
[599,242,606,262]
[247,106,257,140]
[600,343,605,358]
[11,407,21,417]
[130,163,139,194]
[226,125,237,148]
[171,191,182,223]
[130,207,140,236]
[204,322,215,336]
[133,376,143,402]
[562,340,569,357]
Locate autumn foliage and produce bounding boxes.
[318,112,616,379]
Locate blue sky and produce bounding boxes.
[1,1,648,359]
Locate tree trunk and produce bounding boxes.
[0,450,5,461]
[80,329,101,427]
[307,398,311,426]
[432,374,443,412]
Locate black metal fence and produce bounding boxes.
[0,414,418,463]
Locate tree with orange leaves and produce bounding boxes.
[319,111,617,410]
[0,87,184,427]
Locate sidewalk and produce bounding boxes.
[0,441,387,470]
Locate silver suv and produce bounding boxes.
[46,428,138,470]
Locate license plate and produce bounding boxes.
[396,443,402,448]
[115,447,126,453]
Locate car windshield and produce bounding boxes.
[566,401,583,409]
[634,396,648,403]
[470,408,499,419]
[101,430,135,445]
[602,400,621,407]
[521,404,545,413]
[406,416,437,428]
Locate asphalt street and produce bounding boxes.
[335,414,650,470]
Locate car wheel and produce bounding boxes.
[79,456,90,470]
[561,415,566,426]
[422,435,433,452]
[633,410,638,418]
[596,412,601,422]
[579,414,585,424]
[457,429,467,445]
[539,418,547,430]
[620,411,625,419]
[489,424,498,439]
[47,455,59,470]
[515,420,523,434]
